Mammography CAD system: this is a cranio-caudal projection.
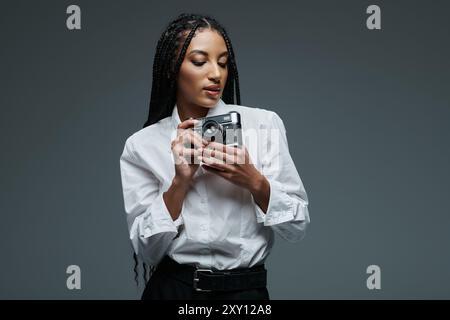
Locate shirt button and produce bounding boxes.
[200,198,206,204]
[200,224,208,231]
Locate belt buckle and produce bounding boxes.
[193,268,213,292]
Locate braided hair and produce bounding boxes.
[133,13,242,286]
[142,13,241,128]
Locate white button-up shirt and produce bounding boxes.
[119,98,310,270]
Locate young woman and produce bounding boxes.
[120,13,310,300]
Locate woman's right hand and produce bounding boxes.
[171,118,208,184]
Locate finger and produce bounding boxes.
[178,147,202,157]
[199,155,230,171]
[177,129,199,148]
[202,147,238,164]
[181,130,207,149]
[180,147,202,164]
[207,141,242,157]
[191,129,209,145]
[172,144,201,164]
[171,140,202,160]
[177,118,199,130]
[205,142,245,164]
[204,141,226,153]
[178,128,206,145]
[202,164,231,179]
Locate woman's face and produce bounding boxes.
[176,29,229,110]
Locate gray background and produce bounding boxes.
[1,0,449,299]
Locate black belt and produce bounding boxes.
[156,255,267,292]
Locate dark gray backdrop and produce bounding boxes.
[1,0,449,299]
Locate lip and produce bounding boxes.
[204,85,221,91]
[204,89,221,97]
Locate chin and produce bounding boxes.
[198,98,218,108]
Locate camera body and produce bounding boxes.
[193,111,243,147]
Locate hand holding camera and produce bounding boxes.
[171,118,208,184]
[194,112,267,195]
[170,111,266,200]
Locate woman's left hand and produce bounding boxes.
[198,141,263,193]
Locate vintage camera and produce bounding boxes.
[193,111,243,147]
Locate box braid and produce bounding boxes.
[133,13,242,287]
[142,13,241,128]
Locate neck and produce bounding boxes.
[176,97,211,121]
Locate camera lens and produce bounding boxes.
[202,120,222,142]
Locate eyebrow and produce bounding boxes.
[188,50,228,58]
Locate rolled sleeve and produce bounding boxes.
[120,138,184,266]
[252,111,310,242]
[252,179,295,226]
[141,192,184,238]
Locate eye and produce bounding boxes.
[192,61,206,67]
[219,62,228,68]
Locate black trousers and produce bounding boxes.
[141,258,270,300]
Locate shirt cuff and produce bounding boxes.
[142,192,185,238]
[252,178,304,226]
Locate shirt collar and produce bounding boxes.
[170,98,228,129]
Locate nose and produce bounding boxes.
[207,63,222,83]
